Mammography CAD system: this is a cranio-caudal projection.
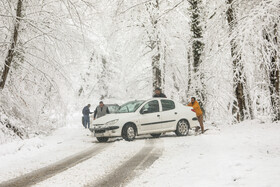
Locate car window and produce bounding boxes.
[161,99,175,111]
[107,105,120,113]
[117,101,144,113]
[141,100,159,114]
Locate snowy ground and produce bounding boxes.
[0,116,280,187]
[128,121,280,187]
[0,113,94,182]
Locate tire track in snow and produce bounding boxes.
[0,143,112,187]
[87,139,163,187]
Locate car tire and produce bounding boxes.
[122,123,136,141]
[150,133,161,138]
[175,119,189,136]
[97,137,109,142]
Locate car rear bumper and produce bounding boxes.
[189,117,200,128]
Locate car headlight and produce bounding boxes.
[105,119,119,126]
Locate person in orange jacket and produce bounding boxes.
[187,97,205,133]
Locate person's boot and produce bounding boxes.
[195,126,200,132]
[201,126,205,133]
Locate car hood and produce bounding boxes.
[92,113,136,125]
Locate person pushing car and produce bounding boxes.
[94,101,110,120]
[187,97,205,133]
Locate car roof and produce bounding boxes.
[146,98,173,101]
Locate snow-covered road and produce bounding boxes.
[1,143,111,186]
[0,118,280,187]
[88,139,163,187]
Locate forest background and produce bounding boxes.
[0,0,279,143]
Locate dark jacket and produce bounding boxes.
[153,93,167,98]
[82,106,92,116]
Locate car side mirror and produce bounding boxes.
[141,109,149,114]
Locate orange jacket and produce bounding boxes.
[187,101,203,117]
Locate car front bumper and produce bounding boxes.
[90,126,121,137]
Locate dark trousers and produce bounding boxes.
[83,115,90,128]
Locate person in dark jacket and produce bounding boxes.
[94,101,110,120]
[82,104,93,128]
[153,87,167,98]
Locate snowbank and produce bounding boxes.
[128,121,280,187]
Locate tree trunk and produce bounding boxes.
[188,0,206,112]
[0,0,23,90]
[152,51,162,89]
[187,48,192,94]
[226,0,249,121]
[151,0,162,90]
[99,57,109,100]
[266,24,280,121]
[190,0,204,74]
[145,0,162,90]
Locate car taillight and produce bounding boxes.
[191,109,195,113]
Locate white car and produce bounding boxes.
[90,98,198,142]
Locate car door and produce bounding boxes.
[160,99,177,130]
[138,100,161,133]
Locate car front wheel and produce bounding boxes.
[175,119,189,136]
[122,123,136,141]
[97,137,109,142]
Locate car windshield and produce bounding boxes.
[117,100,145,113]
[107,104,120,113]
